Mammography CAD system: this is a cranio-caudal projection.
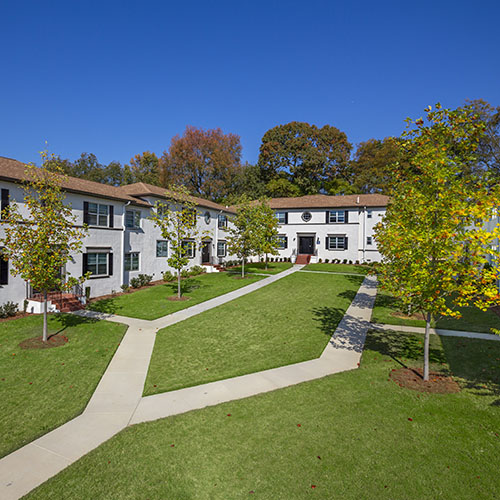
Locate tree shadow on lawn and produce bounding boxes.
[50,312,98,336]
[87,298,118,315]
[167,278,202,295]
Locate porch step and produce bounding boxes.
[295,254,311,265]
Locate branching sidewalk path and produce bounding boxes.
[0,267,377,500]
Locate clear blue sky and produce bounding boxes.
[1,0,499,167]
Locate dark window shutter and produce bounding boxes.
[284,212,288,224]
[192,243,196,258]
[325,237,329,250]
[284,237,288,249]
[0,257,8,285]
[83,253,88,274]
[344,210,349,223]
[326,211,329,223]
[108,253,113,276]
[1,189,9,218]
[344,237,348,250]
[109,205,114,228]
[83,202,89,225]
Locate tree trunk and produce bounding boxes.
[242,258,245,278]
[42,290,48,342]
[265,254,268,270]
[177,270,181,298]
[423,311,431,381]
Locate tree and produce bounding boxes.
[375,104,500,381]
[265,176,301,198]
[126,151,160,185]
[251,199,280,269]
[160,126,242,202]
[0,153,89,341]
[149,185,207,298]
[258,121,352,195]
[222,162,267,204]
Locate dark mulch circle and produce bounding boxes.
[390,311,426,321]
[167,296,191,302]
[19,334,69,350]
[390,367,461,394]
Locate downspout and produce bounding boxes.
[362,206,367,263]
[121,201,131,286]
[215,209,223,265]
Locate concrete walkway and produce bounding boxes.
[371,322,500,342]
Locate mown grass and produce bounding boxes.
[88,272,265,320]
[303,263,369,274]
[0,314,126,458]
[371,291,500,333]
[144,272,364,394]
[27,331,500,499]
[228,261,292,275]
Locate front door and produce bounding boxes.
[299,236,314,255]
[202,242,211,264]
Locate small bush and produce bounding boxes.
[355,260,360,265]
[189,265,205,276]
[325,259,329,263]
[137,274,153,287]
[120,284,130,293]
[130,277,141,288]
[162,271,175,282]
[318,258,322,263]
[181,269,191,278]
[343,259,347,264]
[348,260,353,265]
[0,301,18,318]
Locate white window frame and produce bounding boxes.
[327,236,346,250]
[125,210,141,229]
[125,252,140,271]
[277,235,287,249]
[218,214,228,229]
[88,202,109,227]
[328,210,345,223]
[367,210,372,219]
[217,240,227,257]
[156,240,168,257]
[182,240,195,259]
[366,236,373,245]
[87,252,109,277]
[275,212,286,224]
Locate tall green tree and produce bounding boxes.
[149,186,207,298]
[0,153,89,341]
[375,104,500,381]
[258,121,352,195]
[251,199,280,269]
[127,151,160,185]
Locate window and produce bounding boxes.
[204,211,211,225]
[1,189,9,220]
[367,210,372,219]
[327,236,347,250]
[125,252,140,271]
[301,212,312,222]
[0,248,8,285]
[217,240,227,257]
[277,235,288,249]
[182,240,195,258]
[87,253,108,276]
[218,214,228,229]
[156,240,168,257]
[366,236,372,245]
[88,203,109,226]
[275,212,287,224]
[328,210,346,223]
[125,210,141,229]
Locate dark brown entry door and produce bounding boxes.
[299,236,314,254]
[202,242,210,264]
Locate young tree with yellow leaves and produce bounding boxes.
[375,105,500,380]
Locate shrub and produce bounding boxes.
[318,258,322,263]
[120,284,130,293]
[0,301,18,318]
[355,260,360,265]
[130,277,141,288]
[181,269,191,278]
[162,271,175,282]
[325,259,329,263]
[189,265,205,276]
[348,260,353,265]
[137,274,153,287]
[343,259,347,264]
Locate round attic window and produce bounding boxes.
[302,211,312,222]
[204,211,211,224]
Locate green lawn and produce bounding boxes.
[88,272,265,320]
[27,331,500,499]
[302,262,369,274]
[144,272,364,394]
[371,291,500,333]
[0,314,126,458]
[229,261,292,275]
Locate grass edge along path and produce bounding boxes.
[26,330,500,500]
[0,314,127,458]
[303,262,369,275]
[144,272,364,395]
[88,272,265,320]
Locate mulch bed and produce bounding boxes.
[390,367,461,394]
[490,305,500,319]
[167,296,191,302]
[0,312,31,323]
[19,334,69,350]
[391,311,426,321]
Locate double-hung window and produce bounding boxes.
[87,253,109,276]
[327,236,347,250]
[182,240,195,259]
[217,240,227,257]
[88,203,109,227]
[277,235,288,249]
[275,212,287,224]
[367,210,373,219]
[0,248,8,285]
[125,252,140,271]
[366,236,373,245]
[125,210,141,229]
[328,210,346,223]
[156,241,168,257]
[218,214,228,229]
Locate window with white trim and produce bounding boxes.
[366,236,372,245]
[125,252,140,271]
[218,214,228,229]
[367,210,372,219]
[87,253,108,276]
[182,240,195,258]
[327,236,347,250]
[217,240,227,257]
[88,203,109,227]
[277,235,287,249]
[275,212,286,224]
[328,210,345,223]
[156,240,168,257]
[125,210,141,229]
